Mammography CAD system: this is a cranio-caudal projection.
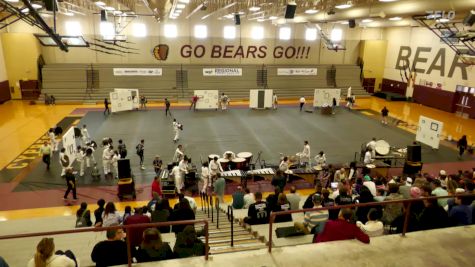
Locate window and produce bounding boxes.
[132,23,147,37]
[65,21,82,36]
[330,28,343,42]
[164,24,177,38]
[279,27,291,40]
[251,26,264,40]
[305,28,317,41]
[194,25,207,39]
[223,25,236,39]
[100,22,114,38]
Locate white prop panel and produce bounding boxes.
[110,88,140,113]
[416,116,443,149]
[62,127,77,165]
[313,89,341,107]
[250,89,273,109]
[194,90,219,109]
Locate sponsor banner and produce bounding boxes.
[203,68,242,76]
[113,68,162,76]
[277,68,318,76]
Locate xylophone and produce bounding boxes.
[291,168,318,184]
[221,170,245,183]
[247,168,275,181]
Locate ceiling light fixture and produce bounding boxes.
[95,1,106,6]
[64,11,74,16]
[176,3,186,9]
[269,16,278,20]
[335,1,352,9]
[249,6,261,12]
[437,18,450,23]
[31,3,42,9]
[178,0,190,3]
[379,0,398,2]
[305,9,319,14]
[362,19,373,23]
[389,16,402,21]
[257,18,265,22]
[104,6,115,11]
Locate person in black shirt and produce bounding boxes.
[63,168,77,200]
[266,187,281,212]
[244,192,269,225]
[165,98,171,117]
[381,106,389,125]
[457,135,468,159]
[303,184,323,209]
[91,227,129,267]
[117,139,127,159]
[104,98,110,115]
[321,189,337,220]
[271,170,287,192]
[135,228,174,262]
[76,202,92,227]
[334,187,353,220]
[273,194,292,223]
[169,198,195,234]
[94,199,106,227]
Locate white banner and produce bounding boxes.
[203,68,242,76]
[62,127,77,166]
[113,68,162,76]
[277,68,318,76]
[416,116,443,149]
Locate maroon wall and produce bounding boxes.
[0,80,10,104]
[413,85,456,113]
[381,78,407,95]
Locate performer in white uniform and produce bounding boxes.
[81,124,90,146]
[172,119,180,143]
[222,151,236,160]
[220,93,229,110]
[49,128,58,152]
[314,151,327,167]
[272,93,278,110]
[84,142,96,168]
[173,144,184,163]
[171,163,181,193]
[176,158,189,193]
[366,138,377,158]
[209,156,221,178]
[279,156,289,172]
[201,162,210,194]
[59,148,69,176]
[111,150,120,178]
[364,148,374,164]
[76,146,85,176]
[102,146,114,175]
[298,141,311,166]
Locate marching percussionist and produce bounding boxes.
[279,156,290,173]
[366,137,377,158]
[315,151,327,167]
[298,141,311,166]
[173,144,185,163]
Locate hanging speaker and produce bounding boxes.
[463,10,475,27]
[234,14,241,25]
[285,4,297,19]
[407,145,422,162]
[100,10,108,22]
[349,19,356,28]
[44,0,58,12]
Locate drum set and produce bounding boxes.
[208,151,253,172]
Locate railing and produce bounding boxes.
[227,205,235,247]
[267,194,475,253]
[0,220,210,266]
[216,196,220,229]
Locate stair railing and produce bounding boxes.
[215,196,219,229]
[227,205,234,247]
[210,193,214,223]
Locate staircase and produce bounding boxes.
[194,200,267,255]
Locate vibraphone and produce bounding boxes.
[247,168,275,180]
[290,168,318,184]
[221,170,245,183]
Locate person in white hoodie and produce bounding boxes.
[27,238,76,267]
[356,208,384,237]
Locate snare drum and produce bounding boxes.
[237,152,253,170]
[217,158,230,171]
[208,154,220,162]
[232,157,246,170]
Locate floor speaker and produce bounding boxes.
[285,4,297,19]
[118,159,131,179]
[407,145,421,162]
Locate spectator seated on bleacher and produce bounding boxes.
[431,180,449,208]
[294,194,328,235]
[381,184,404,226]
[102,202,123,227]
[124,207,151,248]
[417,198,449,231]
[232,186,245,209]
[28,238,76,267]
[243,188,255,209]
[170,198,195,234]
[123,206,133,222]
[94,199,106,227]
[147,192,161,212]
[273,194,293,223]
[0,256,8,267]
[91,226,129,267]
[448,195,473,226]
[321,189,336,220]
[356,208,384,237]
[286,186,301,210]
[135,228,174,262]
[75,202,92,227]
[266,187,281,212]
[151,200,171,234]
[302,184,323,209]
[173,226,207,258]
[243,192,269,225]
[314,208,370,244]
[355,186,377,224]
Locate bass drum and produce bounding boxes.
[217,158,230,172]
[375,140,390,156]
[237,152,253,170]
[231,157,246,170]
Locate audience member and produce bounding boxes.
[398,177,412,199]
[0,256,8,267]
[27,238,76,267]
[294,194,328,234]
[75,202,92,227]
[271,170,287,192]
[123,206,132,222]
[102,202,122,227]
[213,173,225,203]
[243,192,269,225]
[273,194,293,223]
[381,183,404,226]
[184,191,197,213]
[420,184,432,197]
[334,168,347,182]
[314,208,370,244]
[303,184,323,209]
[147,192,161,213]
[448,195,473,226]
[173,226,207,258]
[356,208,384,237]
[335,187,353,218]
[431,179,448,208]
[266,187,281,212]
[170,198,195,234]
[232,186,245,209]
[286,186,301,210]
[135,228,174,262]
[418,198,449,231]
[355,186,376,224]
[151,200,171,233]
[243,188,255,209]
[124,207,151,248]
[94,199,106,227]
[374,188,386,202]
[363,175,377,196]
[91,226,129,267]
[321,189,337,220]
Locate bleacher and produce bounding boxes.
[39,64,369,103]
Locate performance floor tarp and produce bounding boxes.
[13,107,462,191]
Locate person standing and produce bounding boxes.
[111,150,120,178]
[50,95,56,105]
[190,95,199,111]
[272,93,278,110]
[457,135,468,159]
[176,157,189,193]
[213,173,225,203]
[81,124,90,146]
[220,93,229,111]
[299,141,311,166]
[201,162,210,195]
[299,96,306,112]
[173,119,181,143]
[140,95,147,109]
[76,145,85,176]
[165,98,171,117]
[59,148,69,177]
[63,167,78,200]
[102,145,114,176]
[209,156,222,181]
[366,137,377,158]
[173,144,185,163]
[153,155,163,175]
[117,139,127,158]
[314,151,326,167]
[48,128,58,152]
[381,106,389,124]
[104,98,110,115]
[332,97,337,114]
[39,141,52,170]
[136,139,145,170]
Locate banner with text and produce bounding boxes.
[113,68,162,76]
[203,68,242,76]
[277,68,318,76]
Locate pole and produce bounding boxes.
[126,228,132,267]
[211,194,214,223]
[268,214,274,253]
[216,196,219,229]
[402,202,412,237]
[204,220,209,260]
[230,206,234,247]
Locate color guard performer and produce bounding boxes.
[172,119,182,143]
[102,145,114,175]
[48,128,58,152]
[63,167,77,200]
[173,144,185,163]
[81,124,90,146]
[84,142,96,168]
[76,145,85,176]
[111,150,120,178]
[176,157,189,193]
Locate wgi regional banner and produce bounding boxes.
[277,68,318,76]
[203,68,242,76]
[113,68,163,76]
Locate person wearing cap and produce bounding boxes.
[431,179,448,208]
[294,194,328,234]
[363,175,377,197]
